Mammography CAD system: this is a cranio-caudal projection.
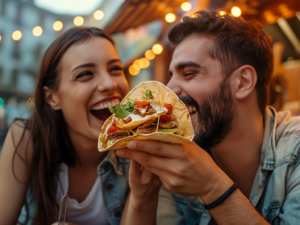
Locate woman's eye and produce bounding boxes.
[76,71,93,79]
[110,65,123,73]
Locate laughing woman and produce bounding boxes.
[0,27,161,225]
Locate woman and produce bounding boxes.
[0,27,161,225]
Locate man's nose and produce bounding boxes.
[167,79,182,96]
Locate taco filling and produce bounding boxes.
[101,90,178,148]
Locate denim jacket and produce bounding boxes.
[157,106,300,225]
[18,151,130,225]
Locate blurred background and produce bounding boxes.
[0,0,300,150]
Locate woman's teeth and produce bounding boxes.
[91,99,120,110]
[188,106,197,114]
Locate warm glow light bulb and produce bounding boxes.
[165,13,176,23]
[152,44,163,55]
[129,65,140,76]
[74,16,84,26]
[145,50,156,60]
[181,2,192,11]
[33,26,43,37]
[12,30,22,41]
[53,21,63,31]
[141,58,150,68]
[0,35,2,41]
[219,11,226,16]
[231,7,241,17]
[94,10,104,20]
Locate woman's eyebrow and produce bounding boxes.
[107,59,122,65]
[72,63,96,72]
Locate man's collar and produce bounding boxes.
[260,106,277,171]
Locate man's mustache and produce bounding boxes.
[179,95,198,109]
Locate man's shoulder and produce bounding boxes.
[274,110,300,165]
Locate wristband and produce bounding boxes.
[204,183,238,210]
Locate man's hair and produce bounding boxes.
[168,11,274,114]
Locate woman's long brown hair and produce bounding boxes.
[14,27,114,225]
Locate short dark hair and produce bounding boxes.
[168,11,273,114]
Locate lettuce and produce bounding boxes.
[158,128,178,134]
[109,100,135,119]
[145,89,153,100]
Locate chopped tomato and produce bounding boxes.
[164,104,172,115]
[134,100,150,106]
[107,126,120,134]
[125,117,132,124]
[112,119,116,126]
[160,115,171,121]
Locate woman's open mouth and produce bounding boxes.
[90,99,120,123]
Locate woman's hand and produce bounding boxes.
[120,156,161,225]
[129,159,162,210]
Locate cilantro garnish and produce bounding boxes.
[109,100,135,119]
[145,89,153,100]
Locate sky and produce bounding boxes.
[34,0,105,15]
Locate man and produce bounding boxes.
[116,11,300,224]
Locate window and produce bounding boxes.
[12,40,20,59]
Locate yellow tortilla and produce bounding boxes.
[98,81,194,152]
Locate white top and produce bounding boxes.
[56,163,110,225]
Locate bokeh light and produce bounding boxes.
[94,10,104,20]
[219,11,226,16]
[12,30,22,41]
[165,13,176,23]
[74,16,84,26]
[0,35,2,41]
[152,44,163,55]
[145,50,156,60]
[129,65,140,76]
[140,58,150,68]
[181,2,192,11]
[32,26,43,36]
[53,21,63,31]
[231,6,241,17]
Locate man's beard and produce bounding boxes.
[179,79,234,154]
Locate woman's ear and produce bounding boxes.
[43,86,61,110]
[234,65,257,100]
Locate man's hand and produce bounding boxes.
[116,140,233,201]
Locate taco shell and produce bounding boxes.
[98,81,194,152]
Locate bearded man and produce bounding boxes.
[116,11,300,224]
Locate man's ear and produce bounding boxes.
[233,65,257,100]
[43,86,61,110]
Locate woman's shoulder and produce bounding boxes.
[5,119,33,164]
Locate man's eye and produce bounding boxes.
[110,66,123,72]
[76,71,93,79]
[184,72,195,77]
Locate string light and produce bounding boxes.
[181,2,192,11]
[32,26,43,36]
[145,50,156,60]
[231,7,241,17]
[53,21,63,31]
[94,10,104,20]
[74,16,84,26]
[140,58,150,68]
[152,44,163,55]
[165,13,176,23]
[129,65,140,76]
[12,30,22,41]
[219,11,226,16]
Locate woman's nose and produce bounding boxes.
[97,73,116,93]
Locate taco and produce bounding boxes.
[98,81,194,152]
